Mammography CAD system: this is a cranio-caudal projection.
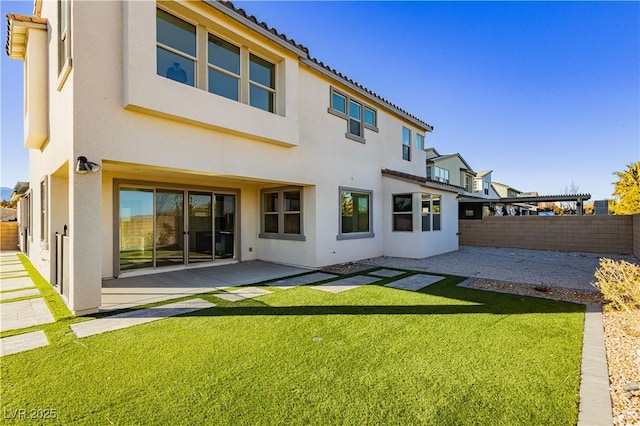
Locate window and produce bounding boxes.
[57,0,72,88]
[208,35,240,101]
[483,182,489,195]
[364,107,376,129]
[156,9,279,113]
[40,178,48,243]
[250,54,276,112]
[465,175,473,192]
[349,100,363,137]
[421,194,441,232]
[392,194,413,231]
[339,188,373,239]
[416,134,425,150]
[402,127,411,161]
[156,8,196,87]
[332,91,346,114]
[328,87,377,141]
[260,188,304,240]
[433,167,449,183]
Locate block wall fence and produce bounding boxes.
[0,222,19,251]
[459,215,639,256]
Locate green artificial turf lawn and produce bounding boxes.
[0,273,584,425]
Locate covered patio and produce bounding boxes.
[101,261,309,311]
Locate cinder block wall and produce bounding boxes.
[459,215,634,254]
[634,214,640,259]
[0,222,19,251]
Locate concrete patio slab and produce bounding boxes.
[267,272,337,289]
[0,277,36,292]
[0,288,40,301]
[214,287,271,302]
[71,298,215,338]
[385,274,445,291]
[368,269,406,278]
[313,275,380,293]
[101,261,309,311]
[0,331,49,357]
[0,298,55,332]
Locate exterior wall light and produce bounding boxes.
[75,156,101,174]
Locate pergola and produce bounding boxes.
[459,193,592,216]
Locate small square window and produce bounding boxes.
[364,107,376,129]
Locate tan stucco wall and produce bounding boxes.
[633,214,640,259]
[0,222,19,251]
[459,215,634,254]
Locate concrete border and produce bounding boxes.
[457,279,613,425]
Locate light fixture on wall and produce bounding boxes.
[75,156,101,174]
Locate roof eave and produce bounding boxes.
[6,13,47,59]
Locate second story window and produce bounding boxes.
[156,9,196,87]
[250,54,276,113]
[434,167,449,183]
[416,134,425,150]
[156,8,279,114]
[402,127,411,161]
[208,35,240,101]
[329,87,377,142]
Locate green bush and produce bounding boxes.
[593,258,640,312]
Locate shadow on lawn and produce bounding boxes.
[174,280,585,318]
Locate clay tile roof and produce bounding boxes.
[381,169,464,193]
[218,1,433,131]
[217,1,309,55]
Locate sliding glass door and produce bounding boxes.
[156,190,185,267]
[118,185,236,273]
[119,188,154,271]
[188,192,214,264]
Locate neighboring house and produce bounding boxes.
[11,182,29,252]
[6,0,461,315]
[491,182,536,216]
[424,148,475,194]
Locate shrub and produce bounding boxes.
[593,258,640,312]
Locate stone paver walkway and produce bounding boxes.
[0,331,49,357]
[215,287,271,302]
[70,298,215,338]
[384,274,445,291]
[368,269,406,278]
[267,272,337,289]
[0,288,40,301]
[0,298,55,332]
[0,276,34,292]
[313,275,380,293]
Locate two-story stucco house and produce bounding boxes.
[6,0,461,315]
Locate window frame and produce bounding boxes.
[402,127,411,161]
[433,166,449,183]
[416,133,425,151]
[392,193,413,232]
[421,193,442,232]
[156,8,198,88]
[259,187,305,241]
[56,0,72,90]
[328,87,378,143]
[337,187,374,240]
[40,177,48,243]
[156,8,279,114]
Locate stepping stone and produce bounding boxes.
[0,288,40,301]
[0,277,35,292]
[0,331,49,357]
[267,272,337,289]
[0,299,55,332]
[215,287,271,302]
[313,275,380,293]
[385,274,445,291]
[71,298,215,338]
[368,269,406,278]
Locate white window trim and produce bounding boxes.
[337,187,374,240]
[421,193,442,232]
[56,0,72,91]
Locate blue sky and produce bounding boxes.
[2,1,639,200]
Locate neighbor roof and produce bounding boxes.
[381,169,463,193]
